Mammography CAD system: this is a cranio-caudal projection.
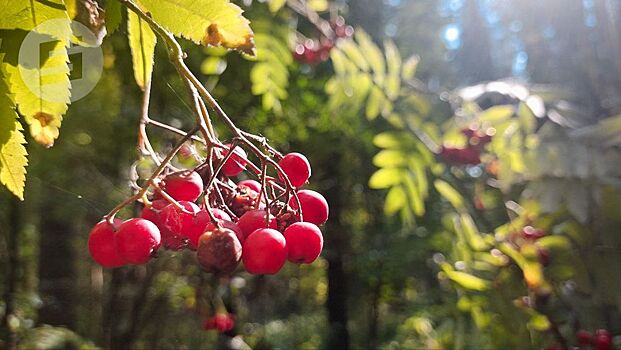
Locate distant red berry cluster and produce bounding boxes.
[88,149,328,276]
[440,127,494,165]
[293,16,353,65]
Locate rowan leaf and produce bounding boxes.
[0,23,72,147]
[128,8,157,90]
[0,0,69,31]
[105,0,123,34]
[0,58,28,200]
[136,0,255,55]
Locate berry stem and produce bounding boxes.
[104,125,200,223]
[121,0,303,220]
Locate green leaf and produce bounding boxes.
[384,186,406,215]
[434,179,465,211]
[402,55,419,80]
[537,235,571,251]
[1,28,71,147]
[527,314,551,331]
[478,105,514,124]
[106,0,123,34]
[459,214,490,251]
[0,0,69,30]
[369,168,402,189]
[366,86,384,120]
[268,0,286,12]
[128,9,157,90]
[384,40,401,77]
[338,40,369,72]
[403,173,424,216]
[136,0,255,55]
[308,0,329,11]
[355,29,385,79]
[0,62,28,200]
[373,131,416,149]
[200,56,227,75]
[445,270,490,291]
[373,150,407,167]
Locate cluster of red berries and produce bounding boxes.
[88,148,328,276]
[440,127,494,165]
[292,16,353,65]
[576,329,613,350]
[203,313,235,333]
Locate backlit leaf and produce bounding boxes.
[136,0,255,55]
[106,0,123,34]
[0,28,71,147]
[369,168,402,189]
[434,179,465,211]
[384,186,406,215]
[128,9,157,89]
[0,61,28,200]
[478,105,514,124]
[445,270,490,291]
[0,0,69,30]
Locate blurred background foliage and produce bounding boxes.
[2,0,621,349]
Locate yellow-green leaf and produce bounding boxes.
[1,28,71,147]
[369,168,402,189]
[402,55,419,80]
[434,179,465,211]
[0,65,28,200]
[136,0,255,55]
[445,270,490,291]
[0,0,69,30]
[527,314,551,331]
[308,0,329,11]
[384,186,406,215]
[106,0,123,34]
[366,86,384,120]
[128,8,157,89]
[478,105,514,124]
[268,0,286,12]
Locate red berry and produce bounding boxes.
[289,189,329,225]
[202,220,245,246]
[238,179,261,193]
[142,200,186,250]
[242,228,287,274]
[159,201,201,236]
[222,144,247,177]
[88,219,126,268]
[141,199,168,224]
[237,209,277,239]
[161,171,203,202]
[203,313,235,333]
[115,218,161,264]
[279,152,311,187]
[522,226,546,240]
[212,208,232,221]
[594,329,612,350]
[197,227,242,274]
[283,222,323,264]
[576,329,592,345]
